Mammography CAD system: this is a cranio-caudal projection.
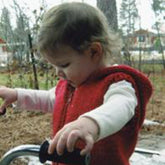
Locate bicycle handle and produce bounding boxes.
[0,140,90,165]
[39,140,90,165]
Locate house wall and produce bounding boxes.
[127,29,165,51]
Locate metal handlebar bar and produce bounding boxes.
[0,144,40,165]
[0,140,90,165]
[0,139,162,165]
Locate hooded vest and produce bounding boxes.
[52,65,153,165]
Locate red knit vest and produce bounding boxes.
[52,65,152,165]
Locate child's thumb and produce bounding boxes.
[0,102,7,115]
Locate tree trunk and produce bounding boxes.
[97,0,118,31]
[97,0,122,64]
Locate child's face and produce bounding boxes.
[45,45,102,87]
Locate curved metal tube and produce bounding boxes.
[0,144,162,165]
[0,144,40,165]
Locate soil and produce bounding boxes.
[0,73,165,160]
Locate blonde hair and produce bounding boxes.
[38,2,122,62]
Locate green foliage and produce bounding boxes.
[119,0,138,35]
[154,38,161,52]
[0,1,49,90]
[139,63,164,73]
[152,0,165,14]
[0,69,58,90]
[0,7,13,43]
[152,0,165,28]
[0,73,9,85]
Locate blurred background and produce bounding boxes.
[0,0,165,164]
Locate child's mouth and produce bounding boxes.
[67,80,76,87]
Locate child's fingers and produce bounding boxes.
[66,130,81,152]
[48,127,71,155]
[48,119,96,156]
[80,135,94,156]
[48,129,64,154]
[56,132,68,155]
[48,140,57,154]
[0,102,7,115]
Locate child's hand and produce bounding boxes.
[48,117,99,156]
[0,86,17,113]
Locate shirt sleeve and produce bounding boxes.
[79,80,137,140]
[15,87,56,113]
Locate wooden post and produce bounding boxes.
[28,33,39,89]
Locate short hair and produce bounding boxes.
[38,2,122,59]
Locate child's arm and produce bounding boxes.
[48,80,137,156]
[15,87,55,112]
[0,86,55,113]
[16,88,55,112]
[80,80,137,140]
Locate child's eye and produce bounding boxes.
[60,63,70,68]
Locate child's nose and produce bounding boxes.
[56,67,65,78]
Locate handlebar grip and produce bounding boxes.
[0,108,6,115]
[39,140,90,165]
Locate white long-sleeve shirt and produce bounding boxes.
[16,80,137,140]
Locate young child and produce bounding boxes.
[0,2,152,165]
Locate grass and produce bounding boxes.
[0,63,165,90]
[0,73,10,85]
[0,71,58,90]
[131,62,165,73]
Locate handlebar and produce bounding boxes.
[39,140,90,164]
[0,140,162,165]
[0,144,40,165]
[0,140,90,165]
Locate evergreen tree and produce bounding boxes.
[13,0,30,64]
[119,0,138,35]
[152,0,165,15]
[0,7,13,44]
[152,0,165,69]
[119,0,139,66]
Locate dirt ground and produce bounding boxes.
[0,73,165,160]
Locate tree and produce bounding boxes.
[31,7,45,41]
[0,7,14,87]
[119,0,138,35]
[152,0,165,69]
[119,0,138,67]
[96,0,123,64]
[152,0,165,14]
[97,0,118,31]
[0,7,13,45]
[14,12,30,63]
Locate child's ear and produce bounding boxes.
[89,42,103,62]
